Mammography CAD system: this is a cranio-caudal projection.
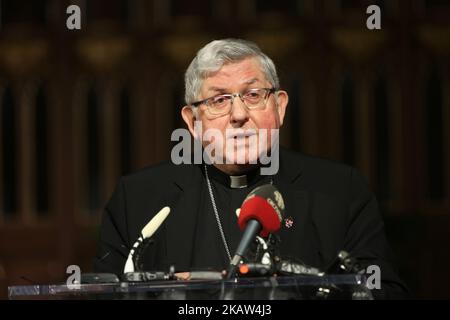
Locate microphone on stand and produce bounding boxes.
[123,206,171,274]
[226,184,285,279]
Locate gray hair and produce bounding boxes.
[184,38,280,105]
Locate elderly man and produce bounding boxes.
[94,39,407,299]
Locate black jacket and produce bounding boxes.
[94,148,408,299]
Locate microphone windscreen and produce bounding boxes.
[238,196,281,237]
[141,206,171,239]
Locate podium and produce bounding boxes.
[8,274,373,300]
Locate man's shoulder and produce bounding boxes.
[281,148,363,196]
[281,147,353,177]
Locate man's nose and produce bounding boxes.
[230,95,249,126]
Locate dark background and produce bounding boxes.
[0,0,449,299]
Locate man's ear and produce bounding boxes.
[275,90,288,126]
[181,106,198,138]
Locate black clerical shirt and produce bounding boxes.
[192,164,272,271]
[94,148,409,299]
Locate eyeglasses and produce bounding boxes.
[190,88,277,117]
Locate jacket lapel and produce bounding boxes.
[274,149,323,267]
[164,164,203,271]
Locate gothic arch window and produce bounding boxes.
[0,0,47,27]
[35,85,49,215]
[374,75,390,201]
[288,77,302,152]
[425,64,444,200]
[255,0,303,16]
[172,78,185,130]
[86,85,101,212]
[425,0,450,9]
[119,87,131,175]
[171,0,212,17]
[1,85,17,219]
[86,0,130,26]
[341,72,355,166]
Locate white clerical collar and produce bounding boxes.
[230,175,248,189]
[204,164,265,189]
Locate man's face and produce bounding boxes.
[182,57,288,174]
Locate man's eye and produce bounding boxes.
[212,96,228,106]
[246,91,262,100]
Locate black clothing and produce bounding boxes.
[94,148,408,299]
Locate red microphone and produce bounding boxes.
[226,184,285,279]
